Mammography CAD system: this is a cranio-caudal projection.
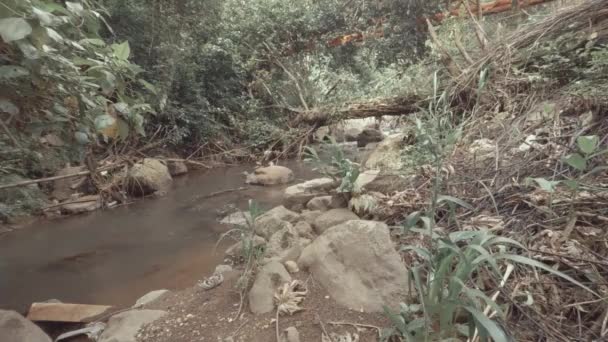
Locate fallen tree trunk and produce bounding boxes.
[292,96,422,126]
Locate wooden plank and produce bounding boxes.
[27,303,113,323]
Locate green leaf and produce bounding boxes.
[17,41,40,59]
[437,195,473,210]
[463,306,508,342]
[112,41,131,61]
[577,135,599,155]
[138,79,158,95]
[0,18,32,42]
[46,28,63,42]
[33,7,56,26]
[0,65,29,79]
[74,131,89,145]
[94,114,116,132]
[79,38,105,46]
[494,254,598,296]
[563,153,587,171]
[65,2,84,15]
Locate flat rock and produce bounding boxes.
[27,303,113,323]
[0,310,51,342]
[249,261,291,314]
[283,178,337,208]
[220,211,251,226]
[298,220,412,312]
[312,208,359,234]
[60,195,101,214]
[133,290,170,308]
[99,309,166,342]
[353,169,413,194]
[245,165,294,185]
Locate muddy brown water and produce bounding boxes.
[0,162,319,313]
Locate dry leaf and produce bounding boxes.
[274,280,307,316]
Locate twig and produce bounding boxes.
[42,197,100,211]
[316,314,332,341]
[527,248,608,267]
[275,308,281,342]
[328,321,383,336]
[163,158,210,169]
[0,163,123,190]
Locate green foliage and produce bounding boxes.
[384,212,596,341]
[0,0,155,149]
[304,137,359,193]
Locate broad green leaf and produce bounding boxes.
[79,38,105,46]
[464,306,508,342]
[113,102,130,115]
[65,2,84,15]
[563,153,586,171]
[46,28,63,42]
[0,65,29,79]
[74,131,89,144]
[577,135,599,155]
[33,7,56,26]
[0,18,32,42]
[112,41,131,61]
[94,114,117,135]
[17,41,40,59]
[117,118,130,140]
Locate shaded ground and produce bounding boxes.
[139,269,389,342]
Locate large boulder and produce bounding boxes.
[306,195,347,211]
[99,309,166,342]
[353,169,414,194]
[298,220,411,312]
[364,133,407,171]
[283,178,337,208]
[356,128,384,147]
[244,165,294,185]
[0,310,51,342]
[249,261,291,314]
[126,158,172,196]
[254,206,300,239]
[300,210,322,225]
[312,208,359,234]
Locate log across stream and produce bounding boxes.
[0,162,319,313]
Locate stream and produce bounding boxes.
[0,162,318,313]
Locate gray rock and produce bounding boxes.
[225,235,266,258]
[61,195,101,214]
[294,221,315,239]
[249,261,291,314]
[300,210,322,225]
[364,133,407,171]
[126,159,172,196]
[133,290,169,308]
[312,208,359,234]
[306,195,347,211]
[284,261,299,274]
[244,165,294,185]
[214,264,233,275]
[254,206,300,239]
[167,160,188,176]
[99,309,166,342]
[283,178,337,208]
[220,211,251,226]
[266,223,303,262]
[298,220,411,312]
[0,310,51,342]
